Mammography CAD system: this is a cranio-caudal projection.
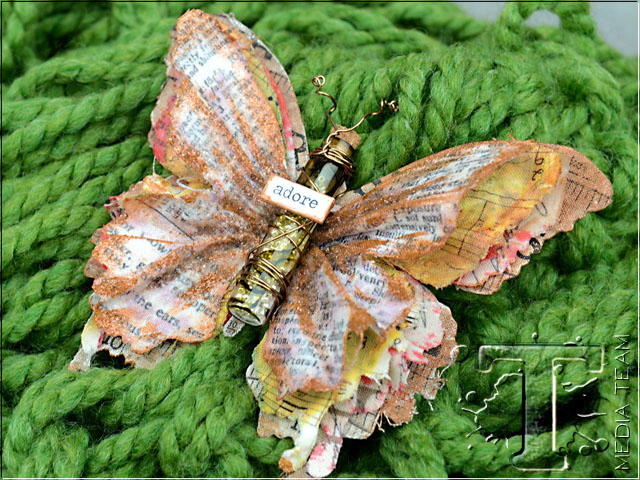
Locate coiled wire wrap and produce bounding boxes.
[309,141,355,178]
[230,213,316,308]
[226,139,351,320]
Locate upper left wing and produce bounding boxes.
[72,9,309,367]
[149,10,308,203]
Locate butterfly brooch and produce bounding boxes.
[69,9,613,478]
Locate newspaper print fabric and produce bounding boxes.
[71,9,308,367]
[70,9,614,478]
[248,280,458,476]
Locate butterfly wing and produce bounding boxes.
[222,14,308,179]
[149,10,307,193]
[83,176,261,354]
[452,143,613,293]
[248,275,457,475]
[73,10,308,366]
[318,140,612,291]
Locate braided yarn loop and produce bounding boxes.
[1,2,637,477]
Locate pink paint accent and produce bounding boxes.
[104,196,120,210]
[309,442,326,461]
[432,304,441,315]
[152,94,176,166]
[262,63,294,155]
[97,330,105,347]
[154,111,171,146]
[454,230,534,285]
[152,111,172,164]
[406,350,427,364]
[482,244,502,262]
[167,93,176,111]
[503,231,533,262]
[152,141,166,164]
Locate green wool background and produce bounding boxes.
[1,1,637,478]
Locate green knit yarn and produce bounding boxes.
[2,2,637,478]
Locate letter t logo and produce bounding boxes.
[476,343,605,471]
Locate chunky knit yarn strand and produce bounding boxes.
[2,2,637,478]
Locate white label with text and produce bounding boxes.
[260,174,335,223]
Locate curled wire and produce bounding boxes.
[312,75,337,126]
[311,74,399,135]
[311,75,398,178]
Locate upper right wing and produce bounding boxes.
[316,140,612,292]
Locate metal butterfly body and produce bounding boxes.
[70,9,613,478]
